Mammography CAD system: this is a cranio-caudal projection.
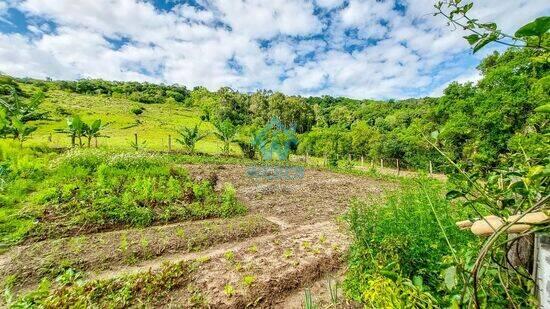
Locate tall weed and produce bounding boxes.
[344,178,474,306]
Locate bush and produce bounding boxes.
[344,178,474,306]
[131,106,144,115]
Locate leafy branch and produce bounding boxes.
[434,1,550,53]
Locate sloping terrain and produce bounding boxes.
[1,164,392,308]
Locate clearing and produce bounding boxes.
[1,163,393,308]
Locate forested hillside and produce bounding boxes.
[2,47,547,174]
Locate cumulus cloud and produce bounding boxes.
[0,0,547,99]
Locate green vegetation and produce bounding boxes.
[0,3,547,307]
[7,260,196,308]
[342,6,549,308]
[344,180,473,307]
[0,145,246,246]
[0,44,545,175]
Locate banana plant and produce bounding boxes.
[83,119,109,147]
[213,119,237,156]
[55,116,86,147]
[176,123,208,154]
[11,116,37,146]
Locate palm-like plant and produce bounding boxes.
[213,119,237,156]
[55,116,86,147]
[11,116,37,146]
[176,123,208,154]
[84,119,108,147]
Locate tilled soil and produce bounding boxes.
[1,215,278,292]
[1,164,393,308]
[183,164,393,226]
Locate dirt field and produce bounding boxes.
[1,164,394,308]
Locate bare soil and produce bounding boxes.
[183,164,393,226]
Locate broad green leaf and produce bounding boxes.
[515,16,550,38]
[480,23,497,31]
[473,33,498,53]
[444,266,457,290]
[463,34,480,45]
[534,104,550,113]
[430,130,439,139]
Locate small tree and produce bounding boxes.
[56,116,86,147]
[213,119,237,156]
[176,123,208,154]
[84,119,108,147]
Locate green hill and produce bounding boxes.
[19,84,238,154]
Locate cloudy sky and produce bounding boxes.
[0,0,548,99]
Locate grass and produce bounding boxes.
[21,87,240,155]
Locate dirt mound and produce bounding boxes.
[1,215,278,292]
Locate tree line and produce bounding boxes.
[2,46,548,174]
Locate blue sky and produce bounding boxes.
[0,0,548,99]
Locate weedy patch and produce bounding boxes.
[2,148,248,245]
[8,260,196,308]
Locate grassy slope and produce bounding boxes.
[22,85,239,154]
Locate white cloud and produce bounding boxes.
[0,0,547,99]
[315,0,344,9]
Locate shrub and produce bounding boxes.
[344,178,474,306]
[131,106,144,115]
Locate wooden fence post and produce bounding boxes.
[429,161,433,175]
[134,133,138,149]
[361,156,364,166]
[396,159,400,175]
[380,158,384,168]
[348,153,351,162]
[168,135,172,152]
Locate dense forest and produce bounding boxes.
[3,47,547,174]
